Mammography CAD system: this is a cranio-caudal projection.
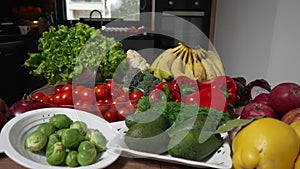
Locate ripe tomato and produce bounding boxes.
[47,93,55,103]
[106,80,117,92]
[55,85,64,94]
[74,99,97,112]
[111,87,125,99]
[61,84,73,93]
[130,91,143,101]
[94,84,110,100]
[76,87,95,102]
[73,85,85,97]
[38,96,50,103]
[32,92,45,101]
[104,109,117,122]
[60,91,73,105]
[97,99,110,115]
[53,93,61,104]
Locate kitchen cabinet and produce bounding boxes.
[0,34,47,107]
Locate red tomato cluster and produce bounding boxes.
[31,80,143,122]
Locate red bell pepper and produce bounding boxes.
[171,76,199,96]
[150,81,182,103]
[198,76,237,105]
[184,87,228,112]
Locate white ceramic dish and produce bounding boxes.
[109,121,232,169]
[0,107,121,169]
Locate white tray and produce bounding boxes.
[109,121,232,169]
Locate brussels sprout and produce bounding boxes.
[46,142,67,165]
[77,141,97,166]
[38,122,57,137]
[25,130,48,152]
[70,121,88,136]
[56,128,68,140]
[65,150,79,167]
[85,129,107,153]
[46,133,60,150]
[49,114,73,130]
[61,128,84,150]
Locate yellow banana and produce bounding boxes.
[206,50,226,76]
[150,50,166,72]
[200,48,223,77]
[153,68,163,80]
[157,49,178,80]
[170,48,187,79]
[191,49,206,82]
[196,48,217,80]
[184,49,195,80]
[170,43,185,54]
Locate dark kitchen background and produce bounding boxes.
[0,0,215,106]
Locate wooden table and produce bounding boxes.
[0,153,204,169]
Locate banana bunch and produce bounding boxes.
[150,42,226,82]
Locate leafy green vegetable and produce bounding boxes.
[214,116,264,134]
[24,22,126,85]
[136,100,231,127]
[136,71,161,96]
[136,96,151,113]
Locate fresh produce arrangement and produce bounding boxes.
[24,113,107,167]
[150,42,226,82]
[2,20,300,168]
[29,80,144,122]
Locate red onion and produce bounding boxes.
[6,94,47,120]
[0,98,8,129]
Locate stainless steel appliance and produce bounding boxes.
[154,0,213,49]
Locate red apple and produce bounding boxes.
[269,82,300,116]
[281,107,300,125]
[240,102,277,119]
[251,93,271,106]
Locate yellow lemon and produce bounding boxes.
[232,117,300,169]
[290,120,300,169]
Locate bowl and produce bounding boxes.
[29,84,143,122]
[0,107,121,169]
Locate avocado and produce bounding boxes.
[168,129,223,161]
[125,111,170,130]
[124,123,170,154]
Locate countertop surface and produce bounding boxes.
[0,153,206,169]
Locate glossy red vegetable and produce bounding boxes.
[0,98,8,129]
[198,76,237,105]
[185,87,228,112]
[7,94,47,120]
[171,76,198,96]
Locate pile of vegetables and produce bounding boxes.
[23,22,126,85]
[117,68,161,96]
[24,114,107,167]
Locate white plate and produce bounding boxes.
[109,121,232,169]
[0,108,121,169]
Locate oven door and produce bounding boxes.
[154,0,212,49]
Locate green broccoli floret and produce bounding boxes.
[121,68,144,89]
[136,71,161,96]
